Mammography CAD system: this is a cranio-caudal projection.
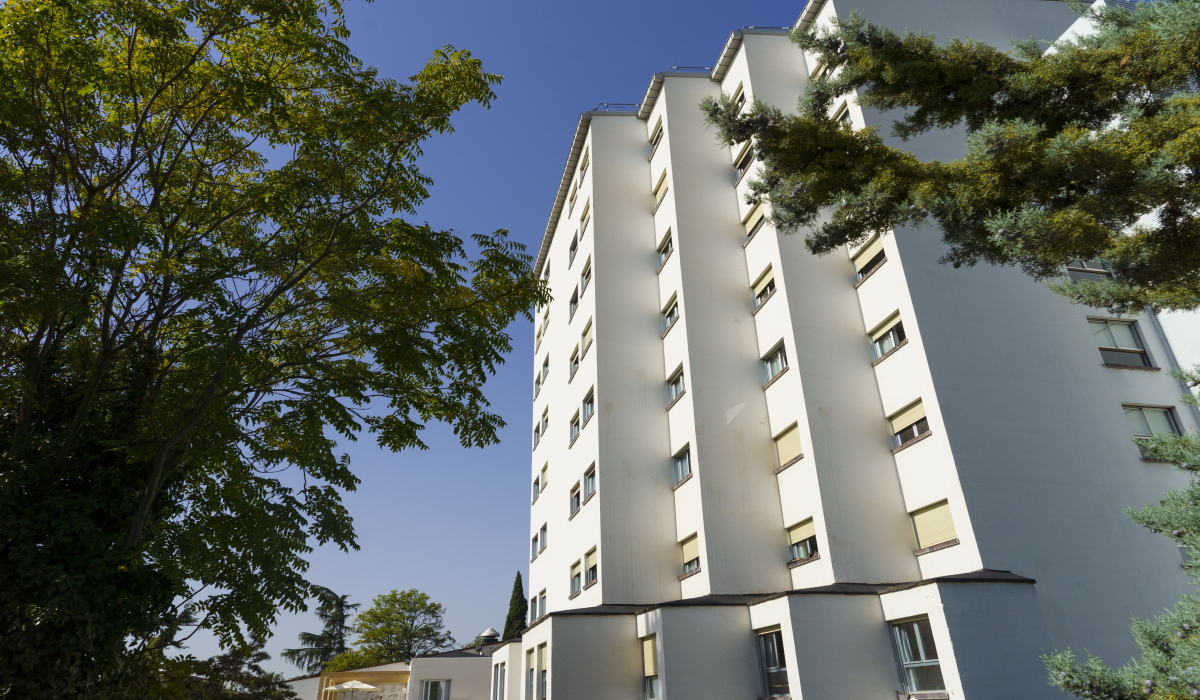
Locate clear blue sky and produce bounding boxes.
[186,0,802,675]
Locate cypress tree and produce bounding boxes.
[502,572,528,640]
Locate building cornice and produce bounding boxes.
[710,27,792,83]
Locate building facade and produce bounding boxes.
[511,1,1200,699]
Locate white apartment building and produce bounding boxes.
[508,1,1200,699]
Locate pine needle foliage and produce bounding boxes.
[282,587,360,675]
[701,0,1200,313]
[502,571,528,641]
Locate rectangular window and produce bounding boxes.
[541,356,549,382]
[540,410,548,436]
[762,345,788,384]
[890,401,929,448]
[570,561,582,595]
[835,103,852,126]
[568,181,578,216]
[663,299,679,331]
[1125,404,1180,458]
[570,483,581,515]
[653,170,669,209]
[744,203,766,239]
[667,369,686,403]
[579,148,590,177]
[912,500,957,550]
[582,390,595,424]
[585,548,598,584]
[536,643,548,700]
[540,464,548,488]
[642,636,659,699]
[569,288,579,320]
[421,680,451,700]
[570,412,581,443]
[731,83,746,113]
[530,533,539,560]
[681,534,700,574]
[852,236,886,280]
[753,269,776,308]
[581,321,594,356]
[756,629,790,697]
[568,233,578,264]
[583,465,597,500]
[788,519,818,562]
[650,119,664,155]
[532,425,540,449]
[534,374,541,398]
[871,315,907,360]
[539,524,547,551]
[1067,259,1113,282]
[580,199,591,235]
[1091,319,1150,367]
[735,143,754,181]
[657,233,673,268]
[493,662,505,700]
[525,649,535,698]
[774,424,802,468]
[529,600,537,624]
[673,447,692,484]
[580,259,592,293]
[892,618,945,692]
[538,591,546,619]
[569,346,580,379]
[531,477,540,503]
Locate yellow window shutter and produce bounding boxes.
[642,636,658,676]
[680,535,699,564]
[912,500,956,549]
[774,425,802,466]
[870,313,902,341]
[753,268,774,297]
[889,401,926,434]
[788,518,816,544]
[852,236,884,271]
[743,204,764,236]
[585,549,597,569]
[571,562,580,577]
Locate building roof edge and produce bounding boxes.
[535,114,591,278]
[794,0,828,31]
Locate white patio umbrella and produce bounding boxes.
[330,680,378,691]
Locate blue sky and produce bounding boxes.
[186,0,803,675]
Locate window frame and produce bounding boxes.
[568,233,578,265]
[663,297,680,333]
[570,560,582,596]
[581,320,594,357]
[583,464,597,501]
[580,259,592,294]
[569,346,580,380]
[568,287,579,320]
[569,483,581,516]
[569,411,581,444]
[667,368,686,404]
[672,445,692,485]
[649,118,665,157]
[871,317,907,361]
[1067,259,1114,282]
[890,617,946,693]
[420,680,451,700]
[585,547,598,585]
[657,232,674,269]
[538,523,547,552]
[762,343,788,385]
[1090,318,1151,367]
[582,389,595,425]
[755,628,790,697]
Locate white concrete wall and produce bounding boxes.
[638,605,760,700]
[406,655,490,700]
[548,615,643,699]
[287,675,320,700]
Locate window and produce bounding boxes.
[680,534,700,574]
[762,344,788,384]
[540,410,549,437]
[534,374,541,398]
[890,401,930,448]
[788,519,818,562]
[535,323,543,351]
[580,199,591,235]
[539,523,547,552]
[525,649,535,698]
[570,561,582,595]
[744,203,766,239]
[756,629,790,697]
[673,447,692,484]
[568,180,578,216]
[892,617,945,692]
[532,424,541,449]
[663,299,679,332]
[570,483,581,515]
[530,533,539,560]
[911,500,957,550]
[541,356,549,382]
[650,119,664,156]
[540,464,548,489]
[653,170,669,210]
[493,662,506,700]
[570,412,581,443]
[871,314,906,360]
[753,268,775,309]
[1067,259,1113,282]
[852,236,886,281]
[537,643,548,700]
[1091,319,1150,367]
[532,477,540,503]
[580,259,592,293]
[1125,405,1180,458]
[569,288,579,320]
[657,232,673,268]
[731,83,746,113]
[579,147,590,177]
[568,234,578,265]
[529,599,537,624]
[810,60,830,81]
[642,636,659,699]
[585,548,598,585]
[583,465,597,500]
[835,103,852,126]
[569,346,580,379]
[421,680,451,700]
[774,424,802,468]
[667,369,686,403]
[582,389,595,424]
[538,590,546,618]
[581,320,594,356]
[735,143,754,181]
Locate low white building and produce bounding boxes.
[511,0,1200,699]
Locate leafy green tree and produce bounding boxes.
[0,0,544,696]
[182,637,299,700]
[325,589,454,671]
[701,0,1200,312]
[1046,367,1200,699]
[282,587,360,675]
[502,571,528,640]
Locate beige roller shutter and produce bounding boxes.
[889,401,926,434]
[743,204,765,236]
[774,425,802,466]
[788,518,816,544]
[642,636,658,676]
[852,236,884,271]
[585,549,597,569]
[753,268,774,297]
[870,313,902,341]
[571,561,581,578]
[912,500,956,549]
[680,535,699,564]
